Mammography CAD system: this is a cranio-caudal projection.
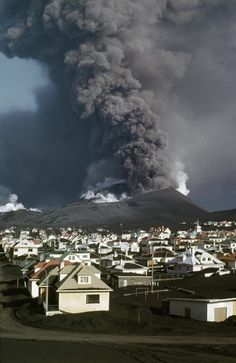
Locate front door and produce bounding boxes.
[214,307,227,322]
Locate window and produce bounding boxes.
[86,294,100,304]
[28,248,33,252]
[79,276,90,284]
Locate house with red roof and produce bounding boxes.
[220,253,236,270]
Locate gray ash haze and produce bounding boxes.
[0,0,235,211]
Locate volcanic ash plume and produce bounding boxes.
[0,185,41,212]
[0,0,196,198]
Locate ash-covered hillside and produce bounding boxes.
[0,188,209,229]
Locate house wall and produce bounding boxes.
[169,300,207,321]
[113,275,152,288]
[167,263,224,275]
[122,268,148,275]
[12,258,26,267]
[58,291,110,314]
[169,299,236,322]
[29,280,39,298]
[207,301,236,321]
[228,261,236,270]
[14,246,38,257]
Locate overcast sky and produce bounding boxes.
[0,1,235,212]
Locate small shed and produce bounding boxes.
[110,273,154,288]
[164,297,236,322]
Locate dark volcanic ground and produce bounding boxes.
[0,188,209,229]
[1,261,236,363]
[2,339,236,363]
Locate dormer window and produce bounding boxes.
[78,276,90,284]
[68,255,75,261]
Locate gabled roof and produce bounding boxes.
[59,265,75,275]
[123,263,146,269]
[220,253,236,262]
[38,266,60,286]
[34,261,46,270]
[21,258,39,271]
[60,251,71,259]
[30,259,61,279]
[56,264,112,292]
[33,239,41,245]
[154,250,175,258]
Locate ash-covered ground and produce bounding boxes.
[1,259,236,363]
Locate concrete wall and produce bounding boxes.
[59,291,110,314]
[169,300,207,321]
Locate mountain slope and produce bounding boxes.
[210,208,236,221]
[0,188,209,229]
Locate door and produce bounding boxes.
[184,307,191,318]
[233,301,236,315]
[214,307,227,322]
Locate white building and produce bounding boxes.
[166,297,236,322]
[194,220,202,234]
[166,248,225,274]
[61,251,91,266]
[13,239,42,258]
[55,264,112,314]
[112,262,148,275]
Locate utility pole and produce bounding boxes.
[120,222,123,240]
[41,269,49,315]
[151,246,154,293]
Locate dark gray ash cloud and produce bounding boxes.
[0,0,235,210]
[0,85,90,207]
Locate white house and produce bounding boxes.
[55,264,112,314]
[166,297,236,322]
[121,232,132,241]
[13,239,42,258]
[100,251,134,268]
[157,229,171,240]
[97,243,113,255]
[166,248,225,274]
[127,240,140,253]
[112,262,148,275]
[61,251,91,266]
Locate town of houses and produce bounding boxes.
[1,219,236,322]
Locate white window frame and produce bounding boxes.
[79,276,91,284]
[86,294,100,304]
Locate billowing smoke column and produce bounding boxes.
[0,0,176,196]
[0,0,235,210]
